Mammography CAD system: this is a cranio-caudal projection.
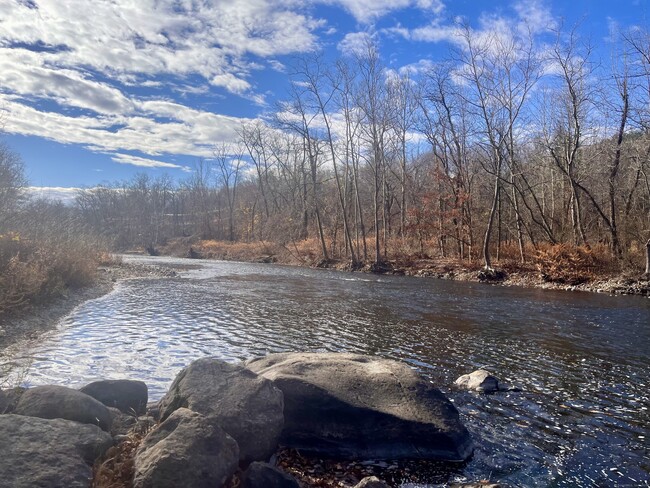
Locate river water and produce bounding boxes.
[2,255,649,487]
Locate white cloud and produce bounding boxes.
[397,59,436,76]
[325,0,444,23]
[27,186,82,203]
[0,94,248,159]
[409,21,462,44]
[0,0,333,168]
[0,1,320,91]
[513,0,557,35]
[111,154,191,172]
[384,1,556,51]
[211,74,252,94]
[338,32,376,57]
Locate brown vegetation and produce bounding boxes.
[92,432,144,488]
[0,145,111,316]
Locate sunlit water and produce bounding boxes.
[2,255,649,487]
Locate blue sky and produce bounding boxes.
[0,0,647,199]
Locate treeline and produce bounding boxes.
[78,25,650,274]
[0,144,109,315]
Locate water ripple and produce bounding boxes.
[2,256,649,487]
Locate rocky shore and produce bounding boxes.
[0,353,502,488]
[161,239,650,297]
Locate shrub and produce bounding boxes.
[0,206,109,315]
[534,243,612,285]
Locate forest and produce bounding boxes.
[2,23,650,314]
[74,26,650,275]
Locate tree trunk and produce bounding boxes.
[483,174,500,269]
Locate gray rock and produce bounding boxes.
[241,462,299,488]
[247,352,473,461]
[146,400,160,418]
[109,406,157,437]
[455,370,499,393]
[80,379,148,415]
[0,389,7,414]
[15,385,112,431]
[133,407,239,488]
[0,414,112,488]
[0,387,26,413]
[158,358,284,463]
[354,476,390,488]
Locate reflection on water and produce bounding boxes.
[2,255,649,487]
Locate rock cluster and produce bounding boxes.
[1,353,477,487]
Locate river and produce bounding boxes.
[2,255,649,487]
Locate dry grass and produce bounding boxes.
[0,230,108,315]
[533,243,615,285]
[92,433,144,488]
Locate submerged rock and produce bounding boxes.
[455,370,500,393]
[354,476,390,488]
[247,352,473,461]
[0,414,112,488]
[158,358,284,463]
[134,407,239,488]
[240,462,299,488]
[80,379,148,415]
[15,385,112,431]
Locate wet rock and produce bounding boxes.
[240,462,299,488]
[134,408,239,488]
[80,379,148,415]
[354,476,390,488]
[477,268,507,282]
[158,358,284,463]
[455,370,500,393]
[15,385,112,431]
[247,352,473,461]
[0,414,112,488]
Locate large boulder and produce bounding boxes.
[247,352,473,461]
[0,389,7,414]
[0,414,112,488]
[0,387,26,413]
[134,407,239,488]
[80,379,148,415]
[454,370,499,393]
[158,358,284,463]
[240,462,299,488]
[14,385,112,431]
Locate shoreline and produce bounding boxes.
[157,240,650,297]
[0,260,178,352]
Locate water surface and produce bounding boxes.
[2,255,649,487]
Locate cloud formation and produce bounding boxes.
[0,0,325,167]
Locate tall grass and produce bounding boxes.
[0,199,110,315]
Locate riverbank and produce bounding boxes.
[0,259,178,351]
[159,238,650,297]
